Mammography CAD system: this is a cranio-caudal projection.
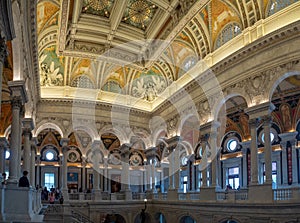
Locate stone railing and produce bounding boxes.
[273,187,300,201]
[63,187,300,203]
[132,192,146,200]
[216,189,248,201]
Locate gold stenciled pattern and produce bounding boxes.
[123,0,157,29]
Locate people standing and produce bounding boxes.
[18,171,30,187]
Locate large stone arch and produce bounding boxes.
[214,92,250,121]
[99,124,128,145]
[3,125,11,139]
[69,125,99,141]
[267,62,300,101]
[152,128,168,147]
[34,121,64,138]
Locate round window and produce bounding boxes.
[261,132,275,143]
[45,151,54,161]
[5,151,10,159]
[181,156,188,166]
[227,139,238,152]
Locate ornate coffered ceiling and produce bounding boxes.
[36,0,300,111]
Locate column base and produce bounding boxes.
[248,182,273,203]
[124,189,132,200]
[167,188,178,200]
[6,178,18,187]
[93,189,102,200]
[61,188,69,202]
[199,187,216,201]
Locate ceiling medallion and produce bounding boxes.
[124,0,156,29]
[86,0,109,11]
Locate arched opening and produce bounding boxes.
[154,212,166,223]
[269,73,300,187]
[179,215,196,223]
[103,213,126,223]
[134,211,152,223]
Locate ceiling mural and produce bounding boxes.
[35,0,299,106]
[37,1,59,34]
[0,104,12,135]
[131,68,166,102]
[211,0,241,43]
[39,45,64,87]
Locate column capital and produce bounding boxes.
[8,80,28,104]
[22,118,34,134]
[245,102,275,119]
[239,140,251,150]
[261,115,273,126]
[199,120,220,135]
[60,138,70,147]
[144,147,157,159]
[0,37,8,63]
[31,137,38,147]
[248,118,259,128]
[279,132,298,146]
[10,96,23,109]
[120,143,131,156]
[91,140,101,151]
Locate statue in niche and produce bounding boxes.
[143,82,157,102]
[280,103,292,131]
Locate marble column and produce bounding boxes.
[7,81,27,185]
[0,37,8,115]
[209,130,219,188]
[8,97,21,184]
[81,157,86,191]
[103,157,108,192]
[0,137,9,174]
[240,141,251,188]
[36,154,41,187]
[249,118,259,185]
[22,118,34,183]
[262,115,273,184]
[174,146,180,190]
[30,144,36,188]
[200,139,208,187]
[279,132,298,185]
[168,149,174,190]
[246,102,275,203]
[143,160,148,191]
[60,138,69,199]
[93,169,100,191]
[120,143,131,200]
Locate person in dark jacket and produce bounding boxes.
[18,170,30,187]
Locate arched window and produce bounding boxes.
[215,23,242,50]
[71,75,95,89]
[267,0,299,16]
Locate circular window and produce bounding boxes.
[45,151,54,161]
[227,139,238,152]
[181,156,188,166]
[261,132,275,143]
[5,151,10,159]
